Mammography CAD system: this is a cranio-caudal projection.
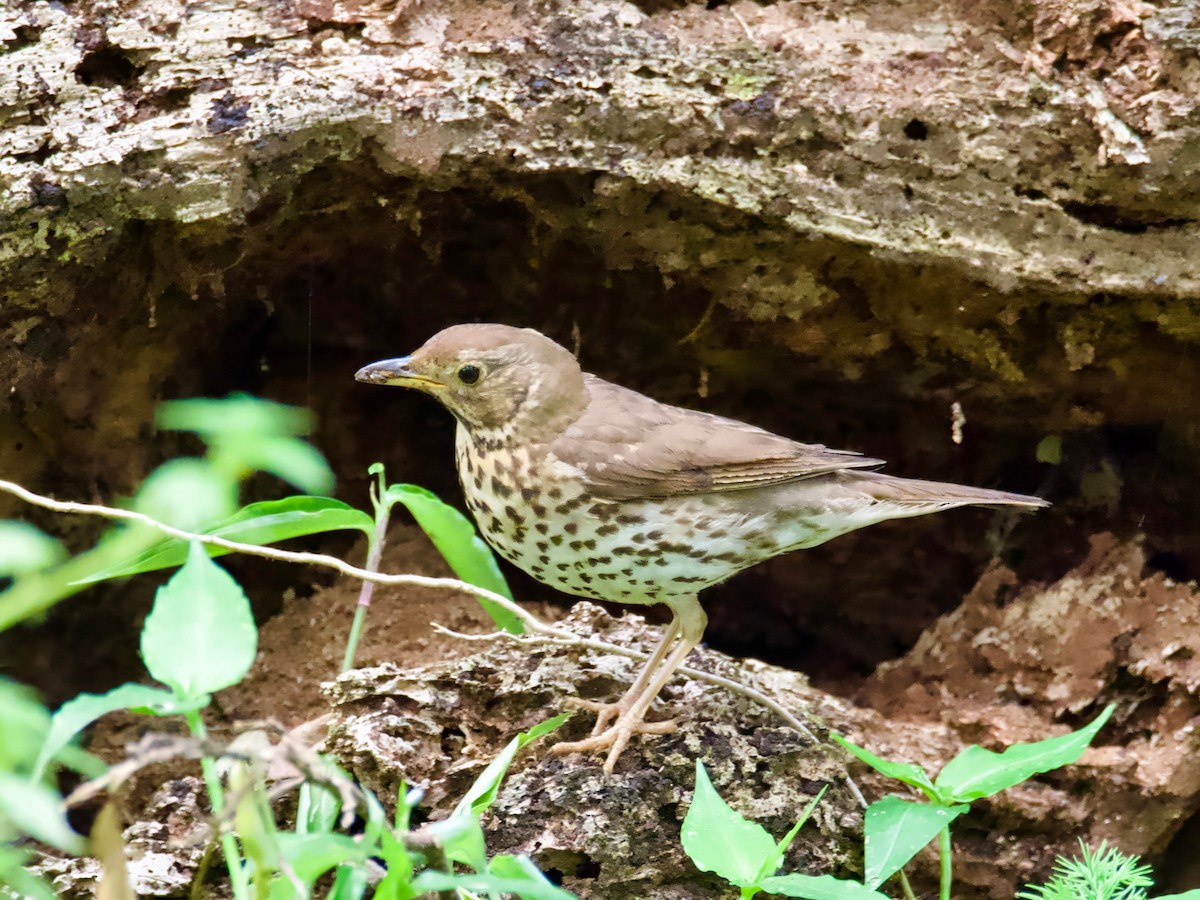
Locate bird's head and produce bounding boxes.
[355,324,587,443]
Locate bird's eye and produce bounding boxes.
[457,364,481,385]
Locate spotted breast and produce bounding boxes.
[454,423,799,604]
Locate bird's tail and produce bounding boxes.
[849,470,1050,509]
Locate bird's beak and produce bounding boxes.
[354,356,443,388]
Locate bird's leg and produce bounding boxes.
[569,616,682,736]
[555,597,707,774]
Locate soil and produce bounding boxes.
[29,526,1200,898]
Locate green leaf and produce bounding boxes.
[935,705,1114,802]
[681,760,778,888]
[158,395,315,439]
[412,858,576,900]
[1159,893,1200,899]
[140,542,258,699]
[0,679,50,774]
[383,484,521,634]
[52,745,108,780]
[453,713,569,819]
[34,683,196,779]
[158,395,333,494]
[267,878,299,900]
[274,832,363,882]
[227,759,279,893]
[757,873,892,899]
[80,496,374,583]
[0,772,83,854]
[395,782,420,832]
[327,863,369,900]
[0,844,56,900]
[863,796,967,888]
[235,436,335,496]
[0,522,65,576]
[488,855,578,898]
[756,786,828,884]
[421,813,488,871]
[296,782,342,835]
[374,828,416,900]
[133,458,236,532]
[831,735,938,798]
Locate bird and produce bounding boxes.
[355,323,1048,773]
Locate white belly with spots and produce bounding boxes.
[453,426,805,603]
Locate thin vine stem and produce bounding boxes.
[185,710,249,900]
[939,827,953,900]
[0,478,870,811]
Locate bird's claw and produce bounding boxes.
[555,699,677,773]
[565,696,624,736]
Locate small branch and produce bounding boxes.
[63,733,215,808]
[729,6,756,43]
[5,479,871,809]
[65,718,355,827]
[0,479,520,614]
[430,622,869,809]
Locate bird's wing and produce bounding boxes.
[549,376,883,501]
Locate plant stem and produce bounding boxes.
[189,841,216,900]
[185,710,249,900]
[342,604,370,673]
[341,487,392,672]
[898,869,918,900]
[938,827,952,900]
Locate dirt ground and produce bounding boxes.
[23,522,1198,898]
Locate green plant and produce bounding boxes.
[0,395,338,630]
[338,463,521,673]
[0,394,543,898]
[1018,841,1200,900]
[30,542,571,899]
[833,706,1114,900]
[680,711,1117,900]
[0,679,88,900]
[0,395,517,641]
[679,760,873,899]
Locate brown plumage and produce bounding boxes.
[557,375,884,499]
[356,323,1047,772]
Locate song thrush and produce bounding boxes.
[356,324,1047,773]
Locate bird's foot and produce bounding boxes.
[564,696,628,736]
[554,700,677,774]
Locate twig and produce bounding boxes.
[430,622,869,809]
[729,6,756,43]
[65,720,359,833]
[270,718,360,830]
[0,479,519,611]
[63,734,222,808]
[5,479,869,809]
[678,296,718,345]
